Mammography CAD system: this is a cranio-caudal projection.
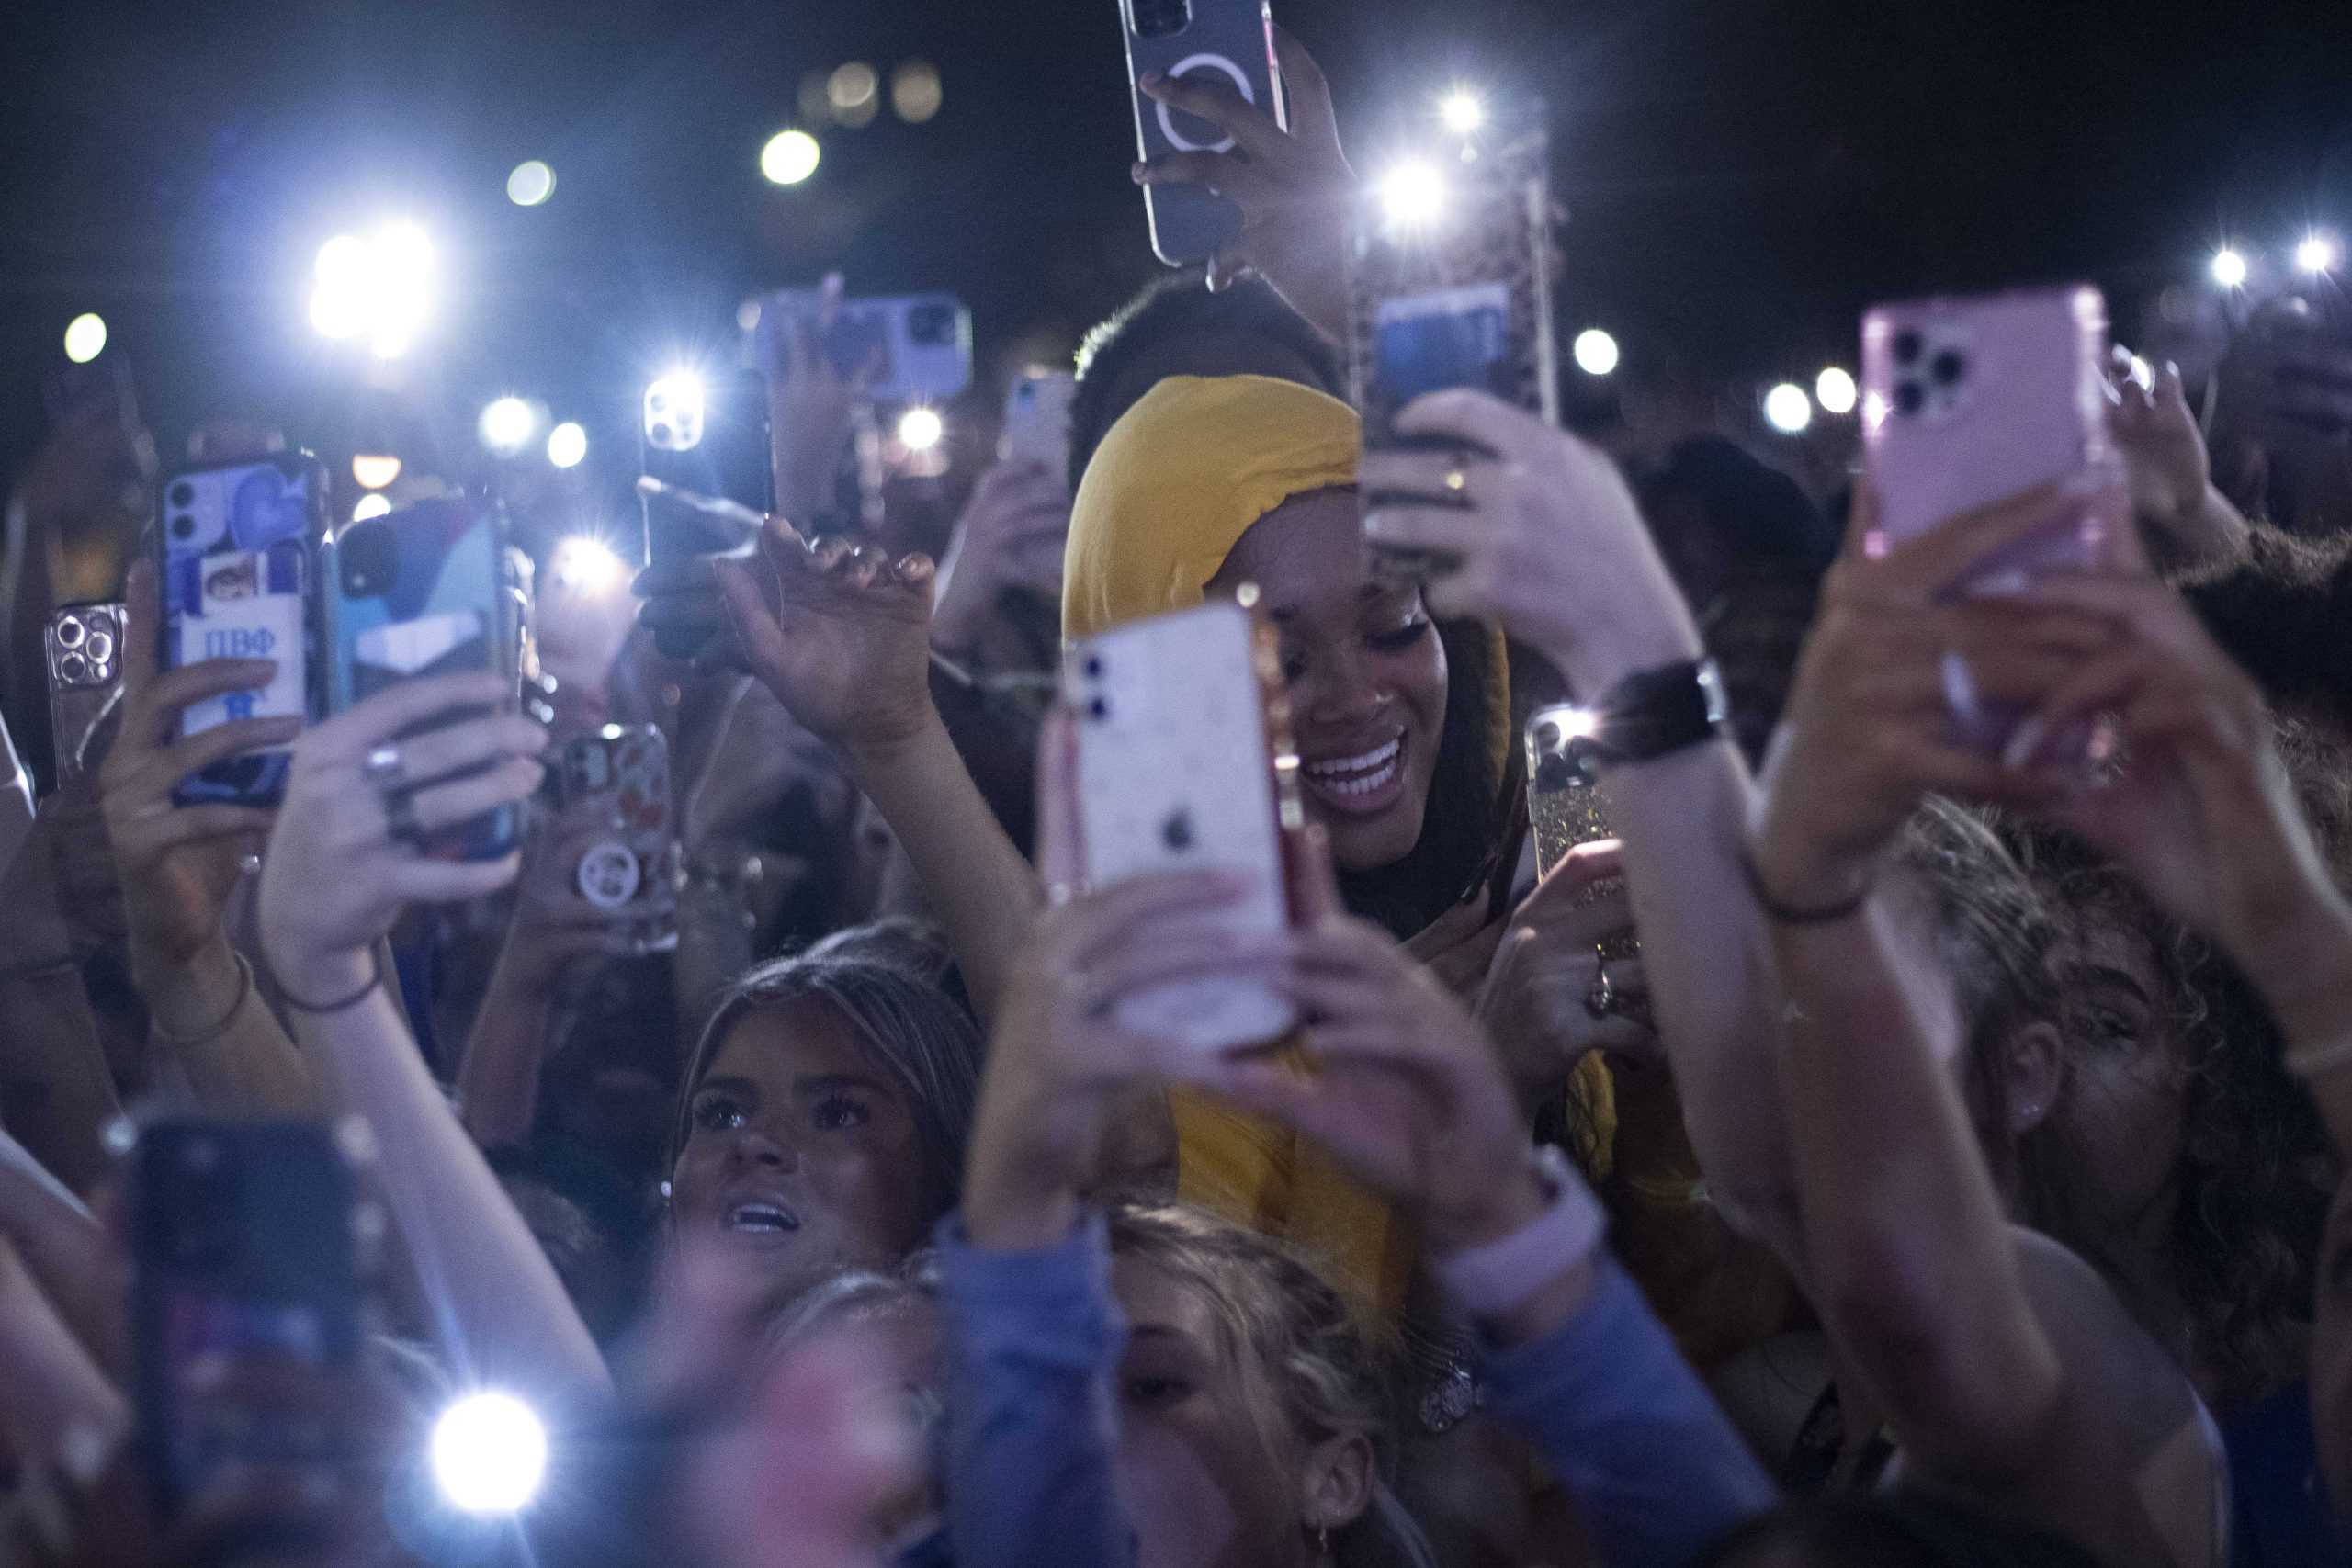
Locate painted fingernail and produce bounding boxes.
[2002,717,2045,771]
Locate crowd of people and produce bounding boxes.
[8,25,2352,1568]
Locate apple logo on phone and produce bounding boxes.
[1156,54,1254,154]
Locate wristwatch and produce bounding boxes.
[1433,1145,1606,1322]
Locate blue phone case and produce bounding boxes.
[1121,0,1283,266]
[322,497,524,862]
[157,455,328,807]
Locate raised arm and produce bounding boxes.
[1356,390,1797,1252]
[257,671,607,1398]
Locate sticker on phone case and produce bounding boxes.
[175,572,305,738]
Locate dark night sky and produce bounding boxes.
[3,0,2348,486]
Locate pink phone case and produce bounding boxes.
[1861,284,2129,752]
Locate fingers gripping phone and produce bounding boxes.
[156,454,329,806]
[1067,600,1297,1052]
[129,1119,373,1521]
[323,497,526,861]
[551,724,680,954]
[1120,0,1284,266]
[46,600,128,789]
[1348,107,1559,581]
[1860,284,2130,749]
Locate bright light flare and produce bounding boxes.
[2210,248,2248,288]
[479,397,537,455]
[309,224,434,359]
[1815,367,1858,415]
[1572,328,1619,377]
[897,406,944,451]
[546,421,588,469]
[2296,232,2340,276]
[430,1392,547,1517]
[1439,90,1487,135]
[761,130,821,186]
[643,373,707,452]
[550,536,627,598]
[506,160,556,207]
[1376,160,1448,228]
[1763,382,1814,435]
[62,313,107,364]
[352,493,393,523]
[351,455,402,491]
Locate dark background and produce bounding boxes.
[3,0,2348,491]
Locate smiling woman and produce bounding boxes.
[666,921,984,1308]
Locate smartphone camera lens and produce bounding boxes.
[54,616,85,649]
[908,304,956,346]
[1930,349,1966,386]
[1893,329,1923,367]
[58,651,88,684]
[1894,380,1926,417]
[169,481,195,508]
[170,514,197,540]
[1088,695,1110,721]
[1534,719,1562,750]
[1130,0,1191,39]
[86,630,114,667]
[1083,655,1104,679]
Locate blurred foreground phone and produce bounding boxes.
[1001,369,1080,477]
[129,1119,369,1521]
[638,367,774,567]
[1349,107,1558,581]
[1860,285,2128,750]
[0,709,30,875]
[752,290,974,406]
[1066,599,1296,1051]
[45,600,128,789]
[323,496,525,861]
[156,454,329,807]
[1119,0,1283,265]
[549,723,679,954]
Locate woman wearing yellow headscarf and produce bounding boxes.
[1064,373,1615,1315]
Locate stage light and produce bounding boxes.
[1763,382,1814,435]
[2296,232,2339,276]
[891,61,944,124]
[351,455,402,490]
[1572,328,1619,377]
[546,422,588,469]
[898,406,944,451]
[1815,366,1858,415]
[506,160,555,207]
[550,536,626,597]
[1376,160,1447,228]
[309,224,434,359]
[430,1392,547,1517]
[62,313,107,364]
[479,397,537,455]
[761,130,821,186]
[1439,90,1486,135]
[353,493,393,523]
[2210,248,2248,288]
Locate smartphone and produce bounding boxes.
[1524,705,1609,882]
[156,454,329,807]
[46,600,128,789]
[1119,0,1283,266]
[638,366,774,567]
[1860,285,2128,750]
[1348,106,1559,581]
[128,1119,369,1521]
[751,290,974,406]
[550,724,679,955]
[322,496,526,862]
[1067,599,1297,1051]
[1001,369,1079,477]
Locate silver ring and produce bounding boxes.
[384,789,424,844]
[361,743,406,790]
[1583,953,1616,1020]
[239,852,263,877]
[1045,881,1076,908]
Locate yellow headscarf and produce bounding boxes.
[1061,374,1614,1316]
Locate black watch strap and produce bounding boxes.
[1586,658,1729,767]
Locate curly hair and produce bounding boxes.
[1103,1200,1400,1477]
[1997,815,2339,1410]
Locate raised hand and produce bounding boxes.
[1358,389,1703,694]
[2109,353,2246,570]
[257,671,542,1001]
[929,459,1072,663]
[98,561,289,987]
[1477,840,1657,1109]
[1133,28,1354,341]
[713,513,938,758]
[767,273,883,527]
